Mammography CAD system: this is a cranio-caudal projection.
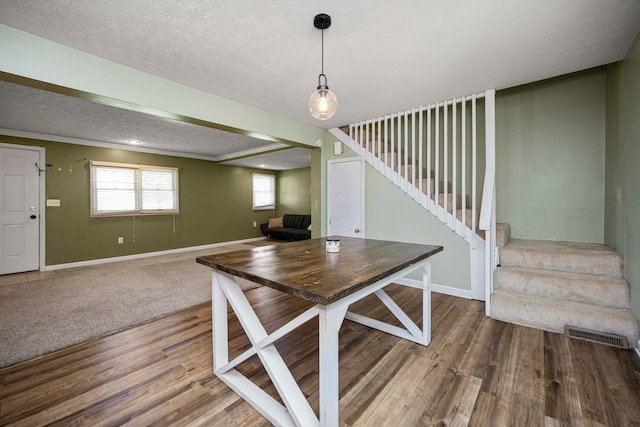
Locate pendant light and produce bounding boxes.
[309,13,338,120]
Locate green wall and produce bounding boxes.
[1,24,325,265]
[325,69,612,292]
[325,141,472,291]
[276,167,311,217]
[605,33,640,318]
[1,136,281,266]
[364,164,471,289]
[495,68,607,243]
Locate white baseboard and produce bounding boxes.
[395,278,472,299]
[45,237,267,271]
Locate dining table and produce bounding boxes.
[197,236,443,427]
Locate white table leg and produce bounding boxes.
[422,258,432,345]
[318,304,344,427]
[212,271,228,370]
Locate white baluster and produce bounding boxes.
[443,101,448,220]
[391,114,396,185]
[384,115,390,176]
[418,106,424,204]
[472,94,477,241]
[462,97,467,238]
[427,105,432,210]
[403,112,409,193]
[435,104,440,217]
[452,98,457,230]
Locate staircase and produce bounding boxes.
[492,225,639,347]
[331,89,639,347]
[332,90,496,250]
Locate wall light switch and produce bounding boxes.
[46,199,61,207]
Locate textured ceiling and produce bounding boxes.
[0,80,308,169]
[0,81,268,159]
[1,0,639,168]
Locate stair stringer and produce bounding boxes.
[329,127,488,302]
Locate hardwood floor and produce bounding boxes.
[1,285,639,426]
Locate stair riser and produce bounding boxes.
[496,223,511,249]
[499,248,623,277]
[495,268,630,308]
[491,291,639,347]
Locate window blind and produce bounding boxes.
[252,173,275,210]
[90,161,179,217]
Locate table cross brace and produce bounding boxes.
[213,271,322,427]
[210,257,432,427]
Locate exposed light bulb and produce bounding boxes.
[309,86,338,120]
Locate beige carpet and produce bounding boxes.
[0,243,268,368]
[493,238,639,347]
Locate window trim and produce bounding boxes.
[252,173,276,211]
[90,160,179,217]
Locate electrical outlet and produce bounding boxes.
[253,221,257,227]
[118,237,123,244]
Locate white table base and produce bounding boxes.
[211,258,432,427]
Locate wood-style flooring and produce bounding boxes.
[1,285,639,426]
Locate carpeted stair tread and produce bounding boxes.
[495,266,629,308]
[500,239,622,277]
[491,290,639,347]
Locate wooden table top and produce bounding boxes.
[196,237,443,305]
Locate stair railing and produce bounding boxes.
[329,89,496,304]
[337,90,495,249]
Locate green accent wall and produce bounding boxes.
[277,167,311,217]
[496,68,607,243]
[1,136,281,266]
[605,32,640,318]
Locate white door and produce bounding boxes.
[328,158,364,237]
[1,146,41,274]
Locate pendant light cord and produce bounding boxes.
[321,28,325,75]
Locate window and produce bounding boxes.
[90,161,179,217]
[252,173,275,210]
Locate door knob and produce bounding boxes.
[30,215,37,219]
[354,228,360,233]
